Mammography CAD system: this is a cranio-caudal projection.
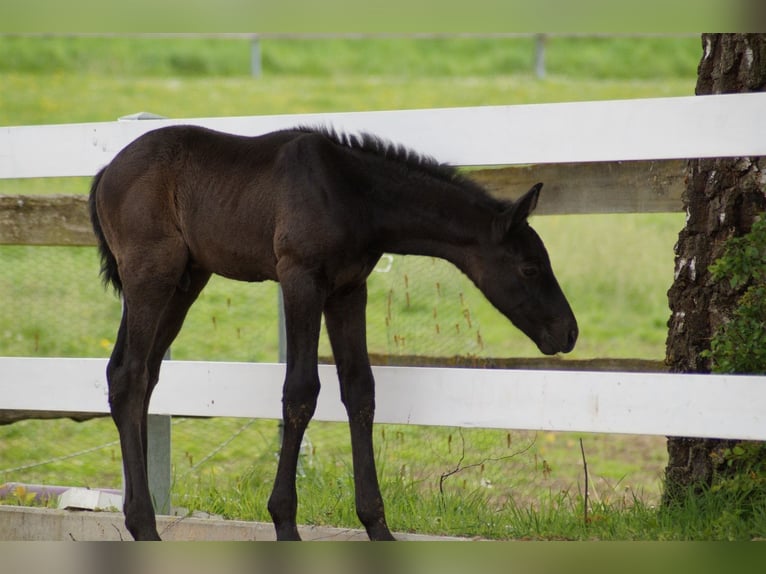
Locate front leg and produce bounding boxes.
[267,266,326,541]
[324,284,395,541]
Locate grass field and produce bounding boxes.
[0,35,701,80]
[2,35,745,539]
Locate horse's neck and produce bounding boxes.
[371,178,494,270]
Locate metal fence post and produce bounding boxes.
[277,287,287,363]
[147,411,172,514]
[535,34,547,79]
[250,34,262,78]
[277,286,287,447]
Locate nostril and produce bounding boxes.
[566,328,578,351]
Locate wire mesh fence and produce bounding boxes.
[0,245,532,361]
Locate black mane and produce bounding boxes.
[296,126,494,203]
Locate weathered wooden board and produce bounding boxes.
[0,160,684,246]
[471,159,685,214]
[0,194,92,246]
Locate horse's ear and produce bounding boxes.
[494,182,543,241]
[514,182,542,224]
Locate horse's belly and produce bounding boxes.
[216,265,276,283]
[191,244,278,283]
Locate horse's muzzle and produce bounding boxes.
[537,324,578,355]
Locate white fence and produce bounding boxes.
[4,357,766,441]
[4,93,766,177]
[2,94,766,508]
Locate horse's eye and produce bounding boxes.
[520,264,539,278]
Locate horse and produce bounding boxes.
[88,124,578,541]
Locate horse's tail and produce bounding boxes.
[88,167,123,295]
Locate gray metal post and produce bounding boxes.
[277,286,287,447]
[277,286,287,363]
[250,35,262,78]
[147,413,172,514]
[146,344,172,515]
[535,34,547,79]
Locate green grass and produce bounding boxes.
[0,35,701,79]
[1,415,670,539]
[5,415,764,540]
[0,72,695,130]
[4,35,754,540]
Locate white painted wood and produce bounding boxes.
[2,357,765,441]
[57,487,122,512]
[2,93,766,179]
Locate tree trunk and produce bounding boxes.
[663,34,766,503]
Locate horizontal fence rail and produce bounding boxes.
[3,94,766,179]
[2,358,765,441]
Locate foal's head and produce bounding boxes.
[476,183,578,355]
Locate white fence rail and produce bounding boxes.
[3,93,766,178]
[2,95,766,507]
[4,357,766,441]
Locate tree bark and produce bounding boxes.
[663,34,766,503]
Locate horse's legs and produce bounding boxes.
[108,290,173,540]
[142,269,211,465]
[115,268,211,535]
[267,265,326,541]
[324,283,395,541]
[107,252,196,541]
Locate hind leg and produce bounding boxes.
[107,257,205,540]
[127,268,212,523]
[108,288,173,540]
[142,268,211,466]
